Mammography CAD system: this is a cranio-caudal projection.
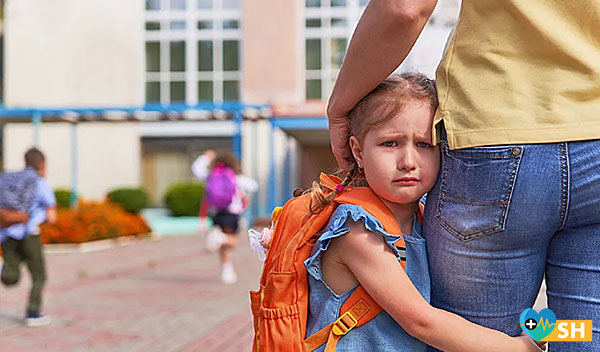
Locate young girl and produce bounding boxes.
[192,150,258,284]
[301,73,543,351]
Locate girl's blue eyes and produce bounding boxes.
[381,141,432,148]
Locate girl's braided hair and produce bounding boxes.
[308,72,438,214]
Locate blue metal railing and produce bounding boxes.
[0,102,267,209]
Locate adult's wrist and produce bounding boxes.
[327,93,350,119]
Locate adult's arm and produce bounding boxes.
[0,209,29,228]
[328,0,438,170]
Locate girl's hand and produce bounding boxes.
[514,335,547,352]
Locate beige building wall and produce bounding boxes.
[242,120,273,215]
[4,122,141,200]
[4,0,144,107]
[242,0,304,104]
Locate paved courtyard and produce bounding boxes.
[0,234,261,352]
[0,230,548,352]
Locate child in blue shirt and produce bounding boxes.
[0,148,56,327]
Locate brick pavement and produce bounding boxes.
[0,232,549,352]
[0,234,262,352]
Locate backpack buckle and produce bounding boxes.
[332,311,358,336]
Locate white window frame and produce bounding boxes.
[144,0,242,104]
[303,0,366,100]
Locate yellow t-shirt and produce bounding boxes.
[435,0,600,149]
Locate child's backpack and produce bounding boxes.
[205,164,237,210]
[250,173,423,352]
[0,168,39,211]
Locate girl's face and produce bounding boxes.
[350,102,440,206]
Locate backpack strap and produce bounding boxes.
[303,175,425,352]
[319,172,342,191]
[303,285,382,352]
[417,202,424,226]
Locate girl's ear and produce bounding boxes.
[349,136,363,169]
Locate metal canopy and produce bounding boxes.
[0,103,267,207]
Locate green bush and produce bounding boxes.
[106,188,150,214]
[54,189,72,209]
[164,182,204,217]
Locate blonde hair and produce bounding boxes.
[309,72,438,214]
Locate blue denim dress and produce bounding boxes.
[304,204,431,352]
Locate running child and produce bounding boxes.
[0,148,56,327]
[192,150,258,284]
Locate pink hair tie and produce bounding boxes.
[335,184,344,192]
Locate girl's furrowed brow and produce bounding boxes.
[415,132,432,140]
[375,131,432,141]
[374,130,408,139]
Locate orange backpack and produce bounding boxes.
[250,174,423,352]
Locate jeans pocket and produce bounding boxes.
[436,143,523,241]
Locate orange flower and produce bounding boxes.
[40,200,151,244]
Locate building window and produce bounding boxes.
[198,81,213,101]
[306,80,321,100]
[198,0,212,9]
[222,0,240,9]
[304,1,367,100]
[170,0,186,10]
[146,0,160,10]
[330,38,347,69]
[331,0,347,7]
[170,81,186,102]
[305,39,321,70]
[223,40,239,71]
[198,21,213,30]
[330,18,347,27]
[222,20,240,29]
[146,21,160,30]
[223,80,240,101]
[170,21,186,30]
[306,19,321,28]
[170,41,186,72]
[306,0,321,8]
[145,1,242,103]
[198,41,213,71]
[146,82,160,102]
[146,42,160,72]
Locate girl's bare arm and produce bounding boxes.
[331,222,541,352]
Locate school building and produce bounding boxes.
[0,0,459,217]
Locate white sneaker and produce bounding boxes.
[25,313,51,327]
[205,227,226,252]
[221,263,237,284]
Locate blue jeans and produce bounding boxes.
[423,140,600,351]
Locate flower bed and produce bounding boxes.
[40,201,152,244]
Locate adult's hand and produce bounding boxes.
[325,0,437,171]
[327,108,353,172]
